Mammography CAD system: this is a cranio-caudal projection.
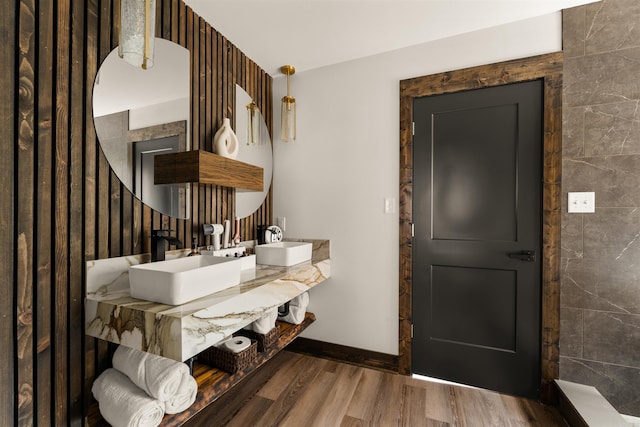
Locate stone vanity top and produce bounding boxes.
[85,239,330,362]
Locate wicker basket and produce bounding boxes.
[198,337,257,374]
[241,326,280,352]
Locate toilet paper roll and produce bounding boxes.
[223,336,251,353]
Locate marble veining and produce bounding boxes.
[85,240,330,361]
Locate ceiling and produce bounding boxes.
[183,0,599,77]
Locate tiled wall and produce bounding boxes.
[561,0,640,416]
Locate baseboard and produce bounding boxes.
[286,337,399,373]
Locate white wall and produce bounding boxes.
[273,13,563,355]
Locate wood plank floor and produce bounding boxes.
[184,350,567,427]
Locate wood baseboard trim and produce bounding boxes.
[287,337,399,373]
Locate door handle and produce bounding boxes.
[508,250,536,262]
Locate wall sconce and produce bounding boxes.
[280,65,296,142]
[119,0,156,69]
[246,101,260,145]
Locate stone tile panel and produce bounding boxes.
[562,257,640,314]
[563,106,586,158]
[563,157,640,207]
[560,307,584,358]
[583,310,640,367]
[564,47,640,108]
[584,101,640,156]
[563,7,586,59]
[561,211,583,259]
[584,0,640,56]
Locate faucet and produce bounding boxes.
[151,229,181,262]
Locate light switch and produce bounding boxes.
[384,197,396,214]
[568,192,595,213]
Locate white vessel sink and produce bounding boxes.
[255,242,312,266]
[129,256,242,305]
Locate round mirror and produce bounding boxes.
[234,84,273,219]
[93,38,190,219]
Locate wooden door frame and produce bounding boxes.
[398,52,563,402]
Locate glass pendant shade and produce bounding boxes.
[246,102,260,145]
[280,65,296,142]
[119,0,156,69]
[280,96,296,142]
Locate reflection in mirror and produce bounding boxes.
[93,38,190,219]
[235,84,273,219]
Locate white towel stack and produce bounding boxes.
[92,346,198,426]
[278,292,309,325]
[91,369,165,427]
[247,307,278,334]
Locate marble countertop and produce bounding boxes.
[85,239,330,361]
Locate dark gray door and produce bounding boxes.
[412,80,543,398]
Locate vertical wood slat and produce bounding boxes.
[198,17,206,243]
[84,0,99,416]
[95,0,113,386]
[3,1,273,423]
[54,0,71,424]
[187,7,197,245]
[18,0,37,419]
[204,23,213,236]
[216,32,224,233]
[70,0,86,422]
[161,1,179,249]
[36,0,54,424]
[0,0,16,422]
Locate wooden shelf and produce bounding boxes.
[154,149,263,191]
[86,312,316,426]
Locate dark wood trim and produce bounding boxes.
[287,337,399,373]
[398,52,563,403]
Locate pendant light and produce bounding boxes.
[119,0,156,69]
[246,101,260,145]
[280,65,296,142]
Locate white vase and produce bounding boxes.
[213,118,239,159]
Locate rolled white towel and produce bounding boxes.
[113,345,190,402]
[278,292,309,325]
[164,374,198,414]
[249,308,278,334]
[92,368,165,427]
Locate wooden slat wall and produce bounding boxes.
[1,0,273,424]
